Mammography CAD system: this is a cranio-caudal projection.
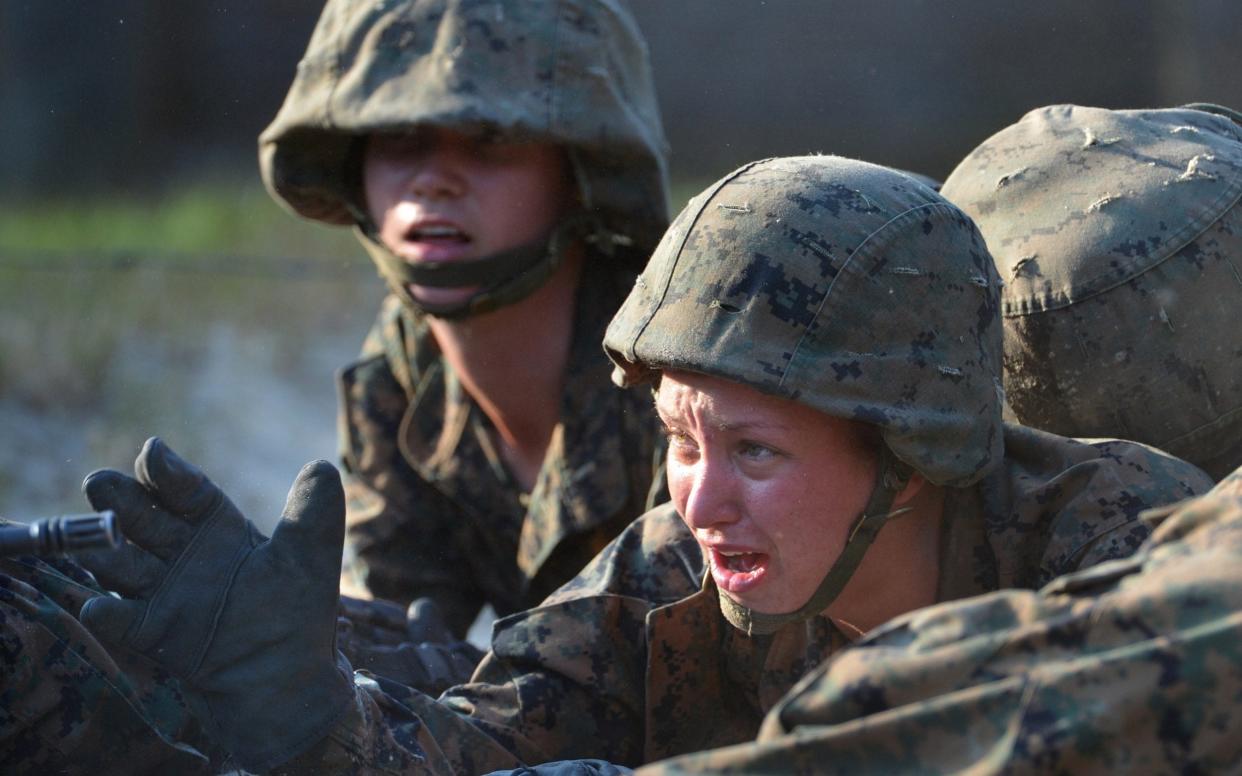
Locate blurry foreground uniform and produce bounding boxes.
[260,157,1209,773]
[645,463,1242,774]
[0,540,215,773]
[260,0,670,636]
[941,104,1242,480]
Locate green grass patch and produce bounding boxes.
[0,180,362,261]
[1,176,715,264]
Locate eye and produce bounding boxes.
[474,125,505,145]
[366,132,438,169]
[470,127,524,160]
[661,423,698,454]
[663,426,690,447]
[737,440,778,461]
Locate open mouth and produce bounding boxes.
[709,547,770,593]
[720,550,763,573]
[410,225,470,245]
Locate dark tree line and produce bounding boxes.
[3,0,1239,198]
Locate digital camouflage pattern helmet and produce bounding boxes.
[942,104,1242,480]
[259,0,669,316]
[605,155,1004,487]
[604,155,1004,633]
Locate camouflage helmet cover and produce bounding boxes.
[604,156,1005,488]
[941,105,1242,478]
[259,0,670,253]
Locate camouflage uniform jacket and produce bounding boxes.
[0,549,219,774]
[339,261,666,634]
[646,466,1242,775]
[279,425,1210,774]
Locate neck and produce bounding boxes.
[426,245,584,491]
[826,481,946,636]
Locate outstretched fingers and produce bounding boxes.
[134,437,225,525]
[82,468,192,563]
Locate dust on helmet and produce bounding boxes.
[604,155,1004,633]
[942,104,1242,480]
[259,0,669,318]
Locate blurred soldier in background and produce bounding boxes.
[941,103,1242,480]
[76,156,1210,773]
[259,0,671,689]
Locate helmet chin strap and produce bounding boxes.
[717,445,914,637]
[354,212,596,320]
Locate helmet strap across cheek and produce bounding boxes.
[717,445,915,637]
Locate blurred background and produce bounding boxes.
[3,0,1241,530]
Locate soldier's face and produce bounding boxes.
[656,370,878,615]
[363,127,575,309]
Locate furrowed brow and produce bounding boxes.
[714,420,789,433]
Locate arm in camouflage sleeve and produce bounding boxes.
[638,467,1242,774]
[271,672,523,776]
[0,551,218,773]
[283,554,663,772]
[278,601,654,774]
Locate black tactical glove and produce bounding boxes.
[337,595,485,695]
[78,438,354,772]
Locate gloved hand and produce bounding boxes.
[337,595,484,695]
[77,438,354,772]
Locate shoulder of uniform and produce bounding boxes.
[345,295,441,395]
[338,349,402,410]
[993,423,1214,577]
[1002,423,1214,503]
[541,503,702,606]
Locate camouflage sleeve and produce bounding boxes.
[337,346,487,637]
[638,467,1242,774]
[280,508,700,773]
[272,672,522,776]
[275,597,655,773]
[0,554,219,773]
[429,507,704,766]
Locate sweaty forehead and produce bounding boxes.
[656,369,880,457]
[656,369,807,428]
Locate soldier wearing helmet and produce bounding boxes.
[941,103,1242,480]
[644,466,1242,775]
[78,156,1211,773]
[260,0,670,639]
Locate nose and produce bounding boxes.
[675,453,743,536]
[405,153,466,201]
